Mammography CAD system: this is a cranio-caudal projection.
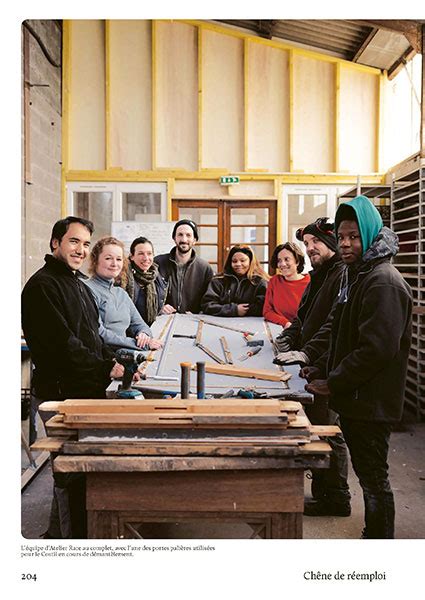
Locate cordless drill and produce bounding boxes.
[115,349,146,398]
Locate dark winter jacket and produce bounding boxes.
[155,247,214,313]
[325,225,412,422]
[201,271,267,317]
[21,255,115,400]
[276,253,344,360]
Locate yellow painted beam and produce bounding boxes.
[275,177,283,244]
[61,20,72,216]
[65,169,384,185]
[180,20,382,76]
[244,38,249,171]
[151,20,157,170]
[376,72,385,173]
[289,50,294,173]
[335,62,341,173]
[105,20,111,170]
[198,27,203,170]
[167,178,174,220]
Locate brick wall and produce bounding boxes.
[22,20,62,286]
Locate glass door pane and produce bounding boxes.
[122,192,162,222]
[72,191,113,244]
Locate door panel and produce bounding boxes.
[173,199,276,273]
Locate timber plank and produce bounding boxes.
[30,437,67,452]
[193,362,292,382]
[54,455,308,472]
[85,469,304,512]
[309,425,341,436]
[61,441,301,457]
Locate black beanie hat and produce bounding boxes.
[172,219,199,241]
[300,219,338,252]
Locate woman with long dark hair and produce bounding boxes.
[125,236,175,326]
[201,244,269,317]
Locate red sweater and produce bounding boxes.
[263,274,310,326]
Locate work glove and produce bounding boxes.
[273,350,309,366]
[275,336,292,352]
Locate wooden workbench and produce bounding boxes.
[52,442,330,539]
[36,397,334,539]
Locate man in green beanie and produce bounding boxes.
[303,195,412,538]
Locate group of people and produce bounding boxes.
[21,195,412,540]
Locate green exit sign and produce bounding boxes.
[220,176,240,185]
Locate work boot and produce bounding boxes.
[303,499,351,517]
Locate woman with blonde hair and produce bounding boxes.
[84,236,162,350]
[201,244,269,317]
[263,241,310,328]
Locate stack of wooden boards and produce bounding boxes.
[33,398,339,458]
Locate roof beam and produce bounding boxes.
[351,27,378,62]
[256,20,277,40]
[358,19,422,53]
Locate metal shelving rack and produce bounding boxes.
[390,158,425,420]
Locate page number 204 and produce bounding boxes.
[22,573,37,581]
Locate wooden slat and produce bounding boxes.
[309,425,341,436]
[194,362,292,382]
[30,437,68,452]
[51,398,284,415]
[62,413,289,426]
[62,441,305,457]
[54,455,310,472]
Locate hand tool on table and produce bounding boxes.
[115,349,147,398]
[191,316,256,337]
[237,346,263,361]
[219,335,233,364]
[173,334,196,339]
[196,342,226,364]
[194,319,225,364]
[246,339,264,347]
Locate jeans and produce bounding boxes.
[306,396,351,506]
[340,417,394,539]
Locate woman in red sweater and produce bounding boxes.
[263,242,310,327]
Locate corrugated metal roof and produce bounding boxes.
[215,19,422,76]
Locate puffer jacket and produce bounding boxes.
[21,255,115,399]
[201,271,267,317]
[325,227,412,422]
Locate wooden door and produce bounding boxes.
[172,199,277,274]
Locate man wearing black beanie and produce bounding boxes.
[274,217,351,517]
[155,219,214,313]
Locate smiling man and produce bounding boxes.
[155,219,214,313]
[303,196,413,538]
[273,218,350,517]
[22,217,124,538]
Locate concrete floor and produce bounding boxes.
[21,420,425,540]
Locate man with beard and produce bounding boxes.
[304,196,412,538]
[273,218,351,517]
[155,219,214,313]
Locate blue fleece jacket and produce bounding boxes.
[84,275,152,350]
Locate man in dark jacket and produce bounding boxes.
[22,216,124,538]
[155,219,214,313]
[274,218,351,516]
[304,196,412,538]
